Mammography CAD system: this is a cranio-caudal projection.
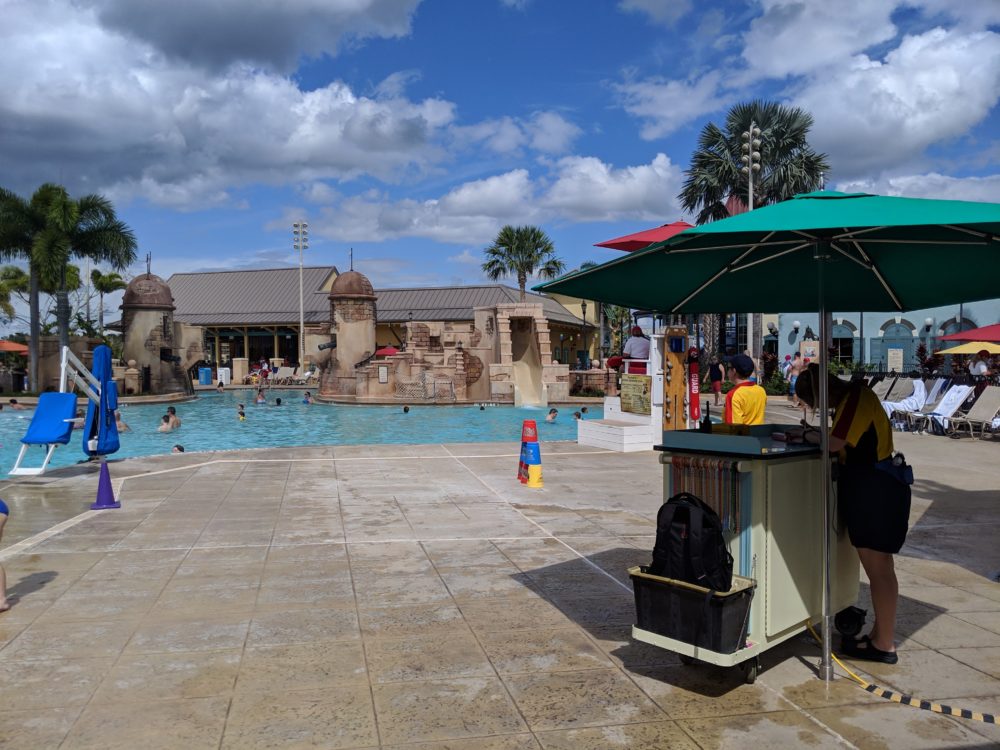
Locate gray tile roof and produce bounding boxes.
[375,285,587,326]
[167,267,337,326]
[163,268,587,328]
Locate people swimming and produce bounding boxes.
[216,382,224,393]
[237,406,246,421]
[255,389,266,404]
[115,410,130,432]
[573,411,582,420]
[172,444,185,453]
[158,415,174,433]
[545,408,558,423]
[166,406,181,428]
[274,398,282,406]
[402,405,410,414]
[7,399,25,411]
[303,392,314,404]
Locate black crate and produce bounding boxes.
[629,566,755,654]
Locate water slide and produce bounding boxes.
[510,320,545,406]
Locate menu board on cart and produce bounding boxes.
[621,374,652,415]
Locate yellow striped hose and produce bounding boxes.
[805,623,996,724]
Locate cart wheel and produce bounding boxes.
[740,657,759,684]
[679,654,695,666]
[834,606,867,638]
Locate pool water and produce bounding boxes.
[1,391,602,472]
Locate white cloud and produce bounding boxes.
[0,1,457,208]
[741,0,897,81]
[526,112,583,154]
[541,153,685,221]
[797,27,1000,179]
[448,249,480,264]
[836,172,1000,203]
[618,0,693,27]
[308,154,685,244]
[615,72,725,139]
[79,0,423,72]
[450,111,581,155]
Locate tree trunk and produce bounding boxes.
[29,266,40,392]
[517,273,526,302]
[57,289,71,351]
[98,292,105,336]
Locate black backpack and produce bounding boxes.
[648,492,733,592]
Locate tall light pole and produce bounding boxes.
[293,221,309,370]
[741,123,763,360]
[580,300,588,367]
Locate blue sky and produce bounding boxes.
[2,0,999,327]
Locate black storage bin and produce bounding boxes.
[629,566,755,654]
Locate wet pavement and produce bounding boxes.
[0,409,998,749]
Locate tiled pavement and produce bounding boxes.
[0,430,997,749]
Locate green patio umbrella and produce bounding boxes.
[536,190,1000,680]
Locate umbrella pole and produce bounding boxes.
[817,244,834,682]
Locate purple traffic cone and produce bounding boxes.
[91,462,120,510]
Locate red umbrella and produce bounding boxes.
[939,322,1000,342]
[0,340,28,354]
[374,346,399,356]
[595,221,694,252]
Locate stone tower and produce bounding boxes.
[120,272,188,395]
[319,270,377,397]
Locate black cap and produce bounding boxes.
[728,354,755,377]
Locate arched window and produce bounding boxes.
[831,323,856,364]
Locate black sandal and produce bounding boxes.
[840,635,898,664]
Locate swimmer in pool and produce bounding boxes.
[303,392,314,404]
[115,410,130,432]
[255,390,266,404]
[8,399,25,411]
[545,408,558,423]
[157,415,174,433]
[166,406,181,428]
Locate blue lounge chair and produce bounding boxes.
[9,392,79,476]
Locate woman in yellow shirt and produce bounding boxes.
[796,364,911,665]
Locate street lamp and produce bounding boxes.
[580,300,588,367]
[293,221,309,369]
[741,123,762,210]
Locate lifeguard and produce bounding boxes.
[723,354,767,425]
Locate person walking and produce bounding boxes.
[703,355,724,407]
[787,352,804,407]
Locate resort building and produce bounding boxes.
[773,300,1000,371]
[164,267,595,369]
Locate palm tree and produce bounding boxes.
[33,189,137,350]
[679,101,829,356]
[0,183,69,390]
[678,100,829,224]
[482,225,565,301]
[91,270,128,335]
[0,267,18,322]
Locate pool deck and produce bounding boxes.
[0,409,998,748]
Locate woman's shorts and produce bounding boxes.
[837,464,911,554]
[789,375,797,395]
[710,380,722,393]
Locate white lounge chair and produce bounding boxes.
[882,379,925,421]
[949,386,1000,439]
[909,385,973,433]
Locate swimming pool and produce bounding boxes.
[1,391,602,472]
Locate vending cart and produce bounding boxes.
[631,424,860,682]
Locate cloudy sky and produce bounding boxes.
[2,0,999,305]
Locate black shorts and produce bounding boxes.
[836,464,911,554]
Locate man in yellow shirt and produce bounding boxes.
[723,354,767,425]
